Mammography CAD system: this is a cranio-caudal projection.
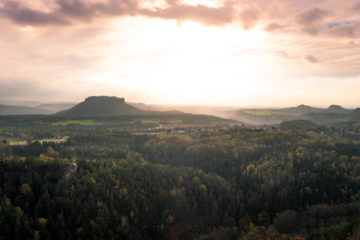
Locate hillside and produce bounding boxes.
[37,103,76,113]
[0,104,50,115]
[57,96,143,117]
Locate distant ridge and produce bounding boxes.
[0,104,51,115]
[229,103,359,125]
[57,96,143,117]
[128,102,157,111]
[285,104,323,113]
[37,103,76,114]
[295,104,314,110]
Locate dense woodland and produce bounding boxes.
[1,122,360,239]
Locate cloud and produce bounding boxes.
[264,22,283,32]
[57,0,139,20]
[352,2,360,11]
[273,50,294,59]
[0,0,238,27]
[296,7,330,26]
[327,23,360,38]
[0,0,268,28]
[141,2,235,26]
[0,0,355,38]
[326,21,342,29]
[301,26,320,36]
[0,0,141,26]
[348,40,357,45]
[294,7,332,36]
[305,55,318,63]
[0,1,68,26]
[239,8,260,29]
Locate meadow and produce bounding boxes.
[51,120,101,126]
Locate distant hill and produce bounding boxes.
[37,103,76,114]
[127,102,157,111]
[229,104,357,125]
[0,104,51,115]
[284,104,324,114]
[57,96,143,117]
[327,104,350,114]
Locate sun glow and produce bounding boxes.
[86,17,283,104]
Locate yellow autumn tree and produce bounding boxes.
[20,184,31,194]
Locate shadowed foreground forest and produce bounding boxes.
[1,124,360,240]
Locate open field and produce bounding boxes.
[8,140,27,146]
[8,137,69,146]
[52,120,101,126]
[132,119,184,124]
[37,137,69,144]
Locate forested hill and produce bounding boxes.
[57,96,143,117]
[1,127,360,239]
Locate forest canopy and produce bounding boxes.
[1,123,360,239]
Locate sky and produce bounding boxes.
[0,0,360,107]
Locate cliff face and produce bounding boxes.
[57,96,142,117]
[85,96,125,104]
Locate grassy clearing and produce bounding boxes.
[140,119,160,124]
[52,120,101,126]
[133,132,164,136]
[131,119,159,125]
[168,120,183,123]
[37,137,69,144]
[163,133,193,140]
[8,141,27,146]
[133,132,192,140]
[8,137,69,146]
[133,119,183,124]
